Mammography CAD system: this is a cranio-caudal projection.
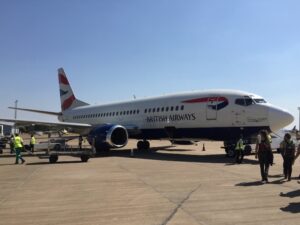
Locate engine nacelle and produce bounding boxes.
[88,124,128,150]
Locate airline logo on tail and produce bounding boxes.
[58,68,76,111]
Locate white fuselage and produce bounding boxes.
[59,89,293,141]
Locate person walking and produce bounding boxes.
[235,135,245,163]
[14,133,25,164]
[255,130,273,183]
[30,134,36,153]
[79,135,83,150]
[280,133,296,181]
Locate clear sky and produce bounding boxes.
[0,0,299,129]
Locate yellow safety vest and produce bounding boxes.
[30,136,36,145]
[235,138,245,151]
[14,136,23,148]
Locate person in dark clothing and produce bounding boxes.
[79,135,83,150]
[255,130,273,183]
[280,133,295,181]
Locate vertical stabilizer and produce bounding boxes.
[58,68,89,111]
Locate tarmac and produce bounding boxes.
[1,140,300,225]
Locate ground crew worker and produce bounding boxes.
[30,134,36,153]
[280,133,295,181]
[14,133,25,164]
[255,130,273,183]
[235,135,245,163]
[79,135,83,150]
[10,135,15,154]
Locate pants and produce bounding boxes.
[259,152,270,181]
[30,144,34,153]
[235,150,244,163]
[15,148,25,164]
[283,156,294,179]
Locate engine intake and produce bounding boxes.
[88,124,128,150]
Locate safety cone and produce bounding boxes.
[202,143,206,151]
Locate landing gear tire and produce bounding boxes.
[81,155,89,162]
[49,155,58,163]
[137,140,150,150]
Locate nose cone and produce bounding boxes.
[269,106,294,131]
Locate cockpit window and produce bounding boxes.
[235,98,245,106]
[235,97,254,106]
[253,98,267,103]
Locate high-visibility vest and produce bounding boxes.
[14,136,23,148]
[30,136,36,145]
[235,138,245,151]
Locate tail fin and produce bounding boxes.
[58,68,89,111]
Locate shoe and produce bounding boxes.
[288,178,291,181]
[21,160,25,164]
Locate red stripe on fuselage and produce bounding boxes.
[182,97,228,103]
[59,74,70,85]
[62,95,75,111]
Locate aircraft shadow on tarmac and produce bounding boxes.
[103,146,258,165]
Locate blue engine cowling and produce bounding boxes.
[87,124,128,151]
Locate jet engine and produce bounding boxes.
[88,124,128,152]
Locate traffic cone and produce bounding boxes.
[202,143,206,151]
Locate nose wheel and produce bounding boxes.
[137,140,150,150]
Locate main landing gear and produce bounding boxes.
[137,140,150,150]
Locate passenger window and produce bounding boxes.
[181,105,184,110]
[153,108,155,113]
[175,106,179,111]
[157,108,160,112]
[161,107,164,112]
[171,106,174,111]
[166,107,169,112]
[145,109,147,113]
[137,110,139,114]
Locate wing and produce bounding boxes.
[0,118,92,134]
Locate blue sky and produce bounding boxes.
[0,0,299,128]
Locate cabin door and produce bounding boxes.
[206,97,218,120]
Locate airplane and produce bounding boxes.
[0,68,294,156]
